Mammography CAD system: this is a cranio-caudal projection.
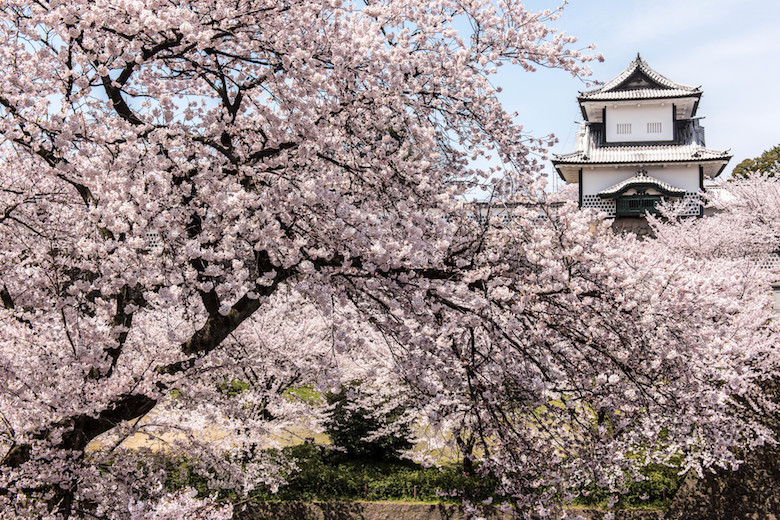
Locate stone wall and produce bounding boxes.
[235,501,663,520]
[665,379,780,519]
[664,445,780,520]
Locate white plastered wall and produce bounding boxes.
[582,168,634,195]
[605,104,673,142]
[581,165,699,197]
[649,165,700,192]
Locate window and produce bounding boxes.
[145,230,162,249]
[647,122,662,134]
[616,123,632,135]
[616,196,661,217]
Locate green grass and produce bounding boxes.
[161,443,679,511]
[573,462,684,509]
[284,386,323,404]
[251,444,495,503]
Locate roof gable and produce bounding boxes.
[614,69,665,91]
[598,173,687,199]
[579,54,701,101]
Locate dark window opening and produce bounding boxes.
[615,196,662,217]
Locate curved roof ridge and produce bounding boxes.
[635,55,698,92]
[580,54,700,99]
[598,173,687,198]
[551,142,732,165]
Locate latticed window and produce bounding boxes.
[145,230,162,249]
[616,196,661,217]
[647,122,662,133]
[582,194,616,217]
[616,123,632,135]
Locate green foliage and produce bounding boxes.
[324,384,413,461]
[285,386,322,404]
[574,462,685,509]
[162,456,216,498]
[731,145,780,179]
[156,453,243,503]
[158,444,680,510]
[217,379,250,397]
[251,444,495,503]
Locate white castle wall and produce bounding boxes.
[581,165,701,218]
[581,165,699,196]
[605,104,673,143]
[581,168,634,194]
[649,166,700,192]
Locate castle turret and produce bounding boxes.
[552,54,731,218]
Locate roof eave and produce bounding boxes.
[599,182,686,199]
[553,156,731,167]
[711,156,733,178]
[551,159,581,184]
[577,91,702,103]
[579,103,589,121]
[691,96,701,118]
[550,160,575,182]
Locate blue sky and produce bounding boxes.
[493,0,780,190]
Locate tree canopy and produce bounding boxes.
[731,145,780,178]
[0,1,777,519]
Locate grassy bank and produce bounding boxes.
[165,444,681,510]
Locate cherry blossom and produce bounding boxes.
[0,0,775,519]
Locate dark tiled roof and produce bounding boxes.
[552,120,730,166]
[579,55,701,102]
[579,88,697,101]
[598,174,686,198]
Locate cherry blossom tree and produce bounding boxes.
[647,174,780,466]
[403,198,778,514]
[0,0,776,518]
[651,175,780,264]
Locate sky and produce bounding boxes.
[492,0,780,191]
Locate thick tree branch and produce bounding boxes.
[2,393,157,468]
